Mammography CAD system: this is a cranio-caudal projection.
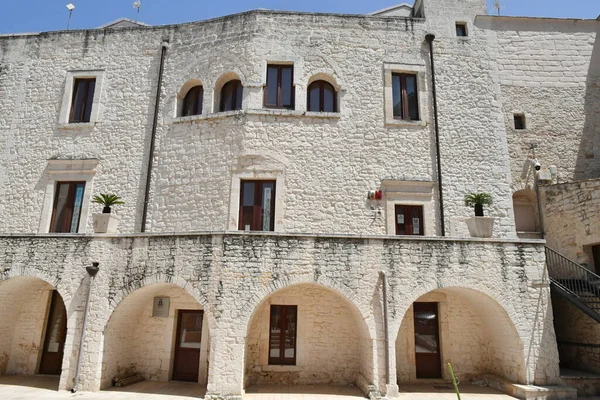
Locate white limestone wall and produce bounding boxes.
[480,16,600,189]
[0,4,533,239]
[101,284,207,388]
[396,288,526,384]
[540,179,600,265]
[245,284,371,388]
[0,277,52,375]
[0,234,558,398]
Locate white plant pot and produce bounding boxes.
[465,217,495,238]
[93,213,120,234]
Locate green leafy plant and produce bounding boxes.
[92,194,124,214]
[464,192,492,217]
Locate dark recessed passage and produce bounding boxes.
[514,114,526,130]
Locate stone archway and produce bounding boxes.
[100,283,210,390]
[513,189,540,234]
[0,276,68,385]
[244,282,375,396]
[396,287,526,384]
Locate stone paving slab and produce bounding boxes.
[0,376,521,399]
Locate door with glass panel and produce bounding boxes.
[49,182,85,233]
[172,310,203,382]
[413,302,442,378]
[39,290,67,375]
[269,305,297,365]
[239,180,276,231]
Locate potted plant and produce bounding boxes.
[92,194,124,233]
[464,192,494,238]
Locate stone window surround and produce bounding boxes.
[228,171,285,232]
[383,63,428,128]
[455,21,469,38]
[58,70,105,128]
[382,180,435,236]
[39,159,98,234]
[170,64,343,124]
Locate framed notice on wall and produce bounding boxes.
[153,297,170,318]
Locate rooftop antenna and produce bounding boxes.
[66,3,75,29]
[493,0,502,16]
[133,1,141,22]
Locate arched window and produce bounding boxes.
[220,80,243,112]
[307,80,337,112]
[181,85,203,117]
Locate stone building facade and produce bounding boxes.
[0,0,597,398]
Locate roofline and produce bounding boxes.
[97,17,150,29]
[368,3,413,16]
[0,8,425,38]
[476,14,599,23]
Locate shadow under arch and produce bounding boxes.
[394,285,526,384]
[0,276,68,384]
[243,281,376,395]
[100,281,212,389]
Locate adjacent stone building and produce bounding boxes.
[0,0,597,398]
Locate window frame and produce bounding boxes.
[455,22,468,37]
[49,181,86,233]
[268,304,297,366]
[69,78,96,123]
[264,64,295,110]
[392,73,420,121]
[219,79,243,112]
[181,85,204,117]
[238,179,277,232]
[514,114,526,130]
[307,80,337,113]
[59,70,104,127]
[394,204,425,236]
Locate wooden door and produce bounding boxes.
[172,310,203,382]
[593,245,600,275]
[413,302,442,379]
[39,291,67,375]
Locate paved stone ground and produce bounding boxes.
[3,375,581,400]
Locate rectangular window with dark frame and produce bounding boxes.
[49,182,86,233]
[69,78,96,123]
[264,65,294,109]
[514,114,526,130]
[392,73,419,121]
[395,205,424,236]
[456,23,468,37]
[269,305,297,365]
[239,180,276,231]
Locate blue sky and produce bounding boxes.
[0,0,598,34]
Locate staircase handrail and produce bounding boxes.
[545,246,600,280]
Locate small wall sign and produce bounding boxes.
[153,297,170,318]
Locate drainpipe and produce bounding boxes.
[141,40,169,233]
[425,34,446,236]
[71,262,100,393]
[380,271,390,386]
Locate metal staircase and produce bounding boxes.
[546,247,600,323]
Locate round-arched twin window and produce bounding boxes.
[307,80,337,112]
[181,85,203,117]
[220,79,243,112]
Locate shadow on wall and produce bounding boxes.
[575,26,600,180]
